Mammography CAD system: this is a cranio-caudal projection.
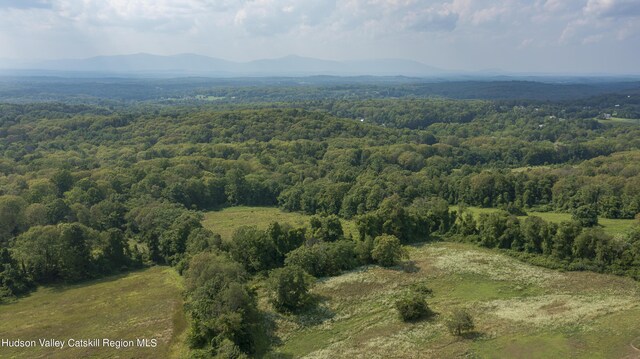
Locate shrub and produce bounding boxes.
[446,309,475,336]
[395,292,433,322]
[408,282,433,296]
[371,234,405,267]
[214,339,249,359]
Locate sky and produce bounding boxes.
[0,0,638,74]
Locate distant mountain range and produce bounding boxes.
[0,53,447,77]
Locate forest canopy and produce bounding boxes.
[1,79,640,356]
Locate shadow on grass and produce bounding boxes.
[401,311,439,324]
[257,310,285,355]
[399,260,420,273]
[433,331,485,351]
[0,265,156,302]
[46,265,153,293]
[382,260,421,273]
[293,293,335,328]
[461,330,484,340]
[258,294,335,357]
[263,353,295,359]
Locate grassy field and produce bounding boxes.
[598,117,640,125]
[510,165,554,173]
[202,206,359,240]
[458,206,636,237]
[0,267,188,359]
[203,206,640,357]
[265,242,640,358]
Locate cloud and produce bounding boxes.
[0,0,542,39]
[0,0,637,73]
[560,0,640,44]
[540,0,585,14]
[449,0,515,26]
[403,3,459,32]
[325,0,462,37]
[53,0,210,30]
[234,0,337,35]
[0,0,51,9]
[584,0,640,18]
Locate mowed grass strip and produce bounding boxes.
[0,267,188,359]
[598,117,640,125]
[202,206,359,240]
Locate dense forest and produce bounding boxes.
[1,79,640,357]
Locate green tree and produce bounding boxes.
[267,265,313,312]
[446,309,475,336]
[25,179,57,203]
[371,234,405,267]
[185,227,221,255]
[285,241,358,277]
[553,221,582,259]
[13,225,61,281]
[101,229,130,271]
[24,203,49,227]
[89,199,127,231]
[455,211,477,236]
[184,252,260,355]
[267,222,305,259]
[228,226,279,273]
[57,223,94,281]
[225,169,247,205]
[51,169,74,195]
[0,195,26,243]
[572,205,598,227]
[522,216,545,253]
[395,291,433,322]
[310,215,344,242]
[158,212,202,264]
[0,248,32,300]
[477,211,511,248]
[355,236,375,264]
[47,198,72,224]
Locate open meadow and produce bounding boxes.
[458,206,636,237]
[597,117,640,125]
[203,206,359,240]
[264,242,640,358]
[0,267,188,359]
[203,206,640,358]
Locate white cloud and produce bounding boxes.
[585,0,640,17]
[0,0,51,9]
[403,3,458,32]
[559,0,640,44]
[233,0,336,35]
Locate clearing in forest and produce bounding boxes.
[267,242,640,358]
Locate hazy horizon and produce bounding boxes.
[2,52,639,77]
[0,0,639,75]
